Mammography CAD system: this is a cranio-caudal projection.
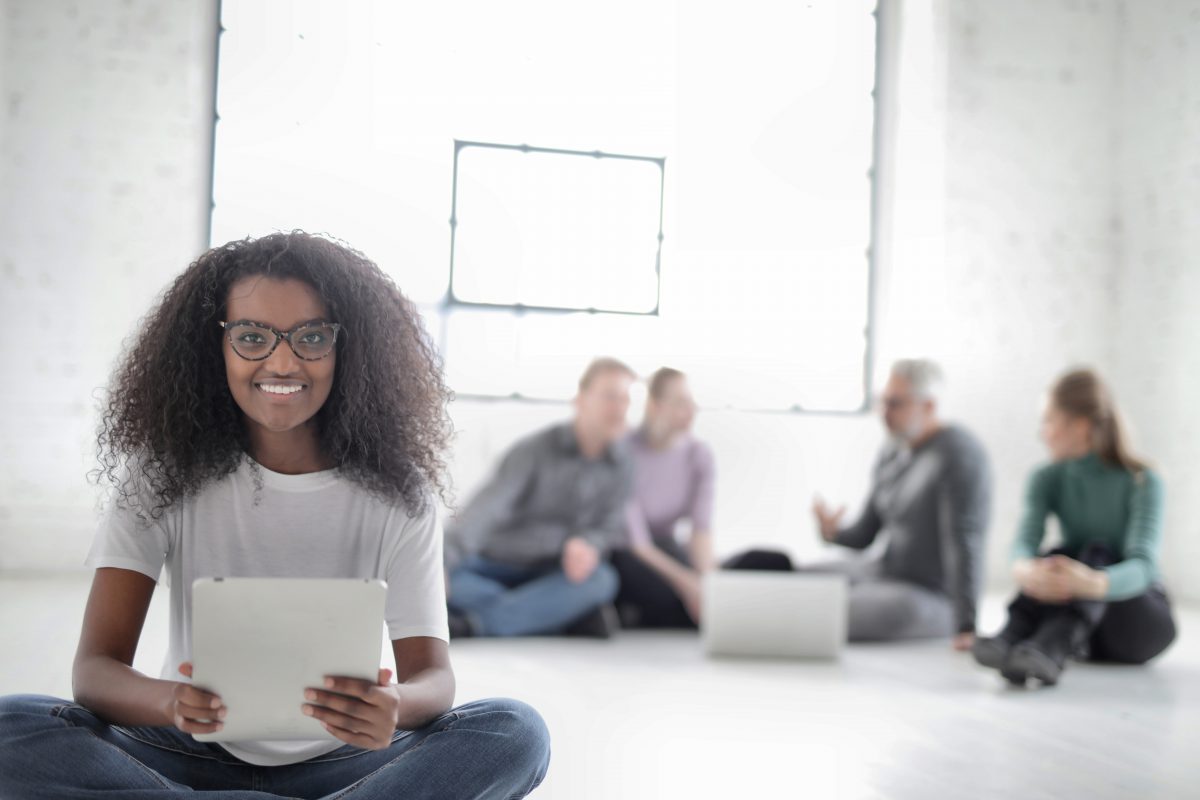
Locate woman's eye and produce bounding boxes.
[237,332,268,345]
[298,331,327,345]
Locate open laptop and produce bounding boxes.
[702,571,848,659]
[190,577,387,742]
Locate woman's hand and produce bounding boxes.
[1045,555,1109,600]
[1016,556,1107,602]
[1015,558,1072,602]
[168,662,225,735]
[304,668,402,750]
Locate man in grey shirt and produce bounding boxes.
[727,359,991,648]
[445,358,636,638]
[813,359,991,648]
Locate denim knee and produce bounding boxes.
[0,694,69,723]
[457,698,551,786]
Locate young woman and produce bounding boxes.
[611,368,716,628]
[972,368,1176,686]
[0,233,550,798]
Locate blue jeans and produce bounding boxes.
[449,556,619,636]
[0,694,549,799]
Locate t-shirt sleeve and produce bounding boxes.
[85,496,172,582]
[381,500,450,643]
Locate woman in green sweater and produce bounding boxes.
[973,368,1176,686]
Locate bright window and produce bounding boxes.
[212,1,880,411]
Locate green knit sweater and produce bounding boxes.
[1012,453,1164,601]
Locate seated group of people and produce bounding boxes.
[445,357,1177,687]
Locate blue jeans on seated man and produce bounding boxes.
[449,555,619,637]
[0,694,550,800]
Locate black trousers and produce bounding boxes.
[611,538,697,630]
[1007,543,1177,664]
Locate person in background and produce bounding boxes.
[727,359,992,649]
[612,368,716,628]
[972,368,1176,686]
[445,358,636,638]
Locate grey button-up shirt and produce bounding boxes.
[445,422,635,569]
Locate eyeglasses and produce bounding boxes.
[219,319,343,361]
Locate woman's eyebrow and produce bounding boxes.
[226,317,331,330]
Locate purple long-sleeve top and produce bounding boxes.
[624,429,716,549]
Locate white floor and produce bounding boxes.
[1,573,1198,799]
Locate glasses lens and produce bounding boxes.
[227,323,276,359]
[291,324,337,359]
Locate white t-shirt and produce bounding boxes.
[85,456,449,767]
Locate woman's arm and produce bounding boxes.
[390,636,455,728]
[1102,471,1164,601]
[688,529,715,574]
[73,567,222,733]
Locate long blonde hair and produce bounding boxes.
[1050,368,1147,474]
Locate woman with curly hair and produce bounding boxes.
[0,232,550,798]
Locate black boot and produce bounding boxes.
[971,631,1022,671]
[1003,610,1091,687]
[973,594,1040,671]
[564,603,620,639]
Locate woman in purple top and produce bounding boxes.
[612,368,716,628]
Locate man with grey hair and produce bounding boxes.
[728,359,992,649]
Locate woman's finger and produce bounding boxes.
[319,720,386,750]
[176,684,222,708]
[304,703,373,732]
[304,689,374,717]
[173,711,224,734]
[320,676,375,700]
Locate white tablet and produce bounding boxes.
[190,577,386,742]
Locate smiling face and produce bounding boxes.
[222,276,336,446]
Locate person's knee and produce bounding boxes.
[849,585,951,641]
[458,698,551,785]
[0,694,62,718]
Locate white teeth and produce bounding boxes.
[258,384,304,395]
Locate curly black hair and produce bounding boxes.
[95,231,452,519]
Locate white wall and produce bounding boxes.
[892,0,1125,592]
[1110,0,1200,599]
[0,0,218,568]
[0,0,1196,602]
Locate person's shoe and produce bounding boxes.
[564,604,620,639]
[971,635,1017,670]
[448,610,476,639]
[1004,640,1062,686]
[616,602,642,629]
[1001,612,1090,687]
